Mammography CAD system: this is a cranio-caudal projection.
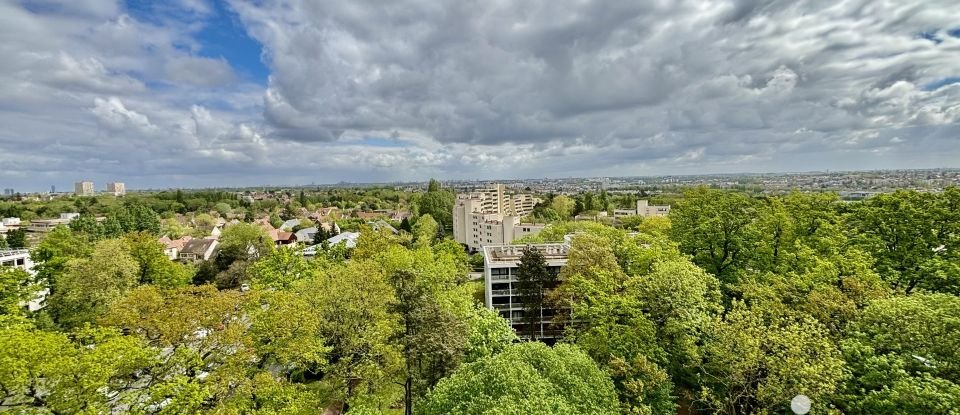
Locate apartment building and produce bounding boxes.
[613,199,671,218]
[483,243,569,341]
[453,184,545,252]
[107,182,126,196]
[74,181,94,196]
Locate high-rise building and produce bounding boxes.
[484,242,569,341]
[74,181,94,196]
[107,182,126,196]
[2,188,13,196]
[453,184,545,252]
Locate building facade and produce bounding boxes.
[453,184,545,252]
[613,199,671,218]
[483,243,568,341]
[74,181,94,196]
[107,182,126,196]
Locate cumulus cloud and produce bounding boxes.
[1,0,959,189]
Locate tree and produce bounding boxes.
[513,246,555,340]
[670,187,758,282]
[399,217,412,233]
[47,239,139,328]
[0,321,156,414]
[696,302,846,414]
[0,268,30,315]
[847,190,959,293]
[427,178,441,192]
[5,228,26,248]
[388,270,467,415]
[412,214,439,247]
[248,246,314,290]
[125,232,191,286]
[219,222,273,264]
[550,195,575,219]
[418,342,619,415]
[299,190,308,207]
[416,184,454,233]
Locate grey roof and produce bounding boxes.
[280,219,301,231]
[295,226,317,242]
[180,239,217,256]
[328,231,360,248]
[368,219,398,234]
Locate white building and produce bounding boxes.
[107,182,126,196]
[26,213,80,232]
[483,243,569,341]
[453,184,545,252]
[74,181,94,196]
[613,200,671,218]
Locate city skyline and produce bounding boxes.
[2,0,960,190]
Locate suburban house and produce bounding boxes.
[179,239,218,262]
[159,235,193,260]
[368,219,398,234]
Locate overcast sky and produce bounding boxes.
[1,0,959,191]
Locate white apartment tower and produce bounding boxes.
[483,243,569,340]
[107,182,126,196]
[453,184,545,252]
[74,181,94,196]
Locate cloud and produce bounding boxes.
[1,0,960,190]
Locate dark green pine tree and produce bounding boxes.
[514,246,554,341]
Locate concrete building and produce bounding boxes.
[453,184,545,252]
[74,181,94,196]
[483,243,569,340]
[26,213,81,232]
[107,182,126,196]
[613,200,671,218]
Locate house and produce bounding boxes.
[159,235,193,260]
[275,231,297,246]
[280,219,301,231]
[368,219,398,234]
[179,239,218,262]
[327,231,360,249]
[295,227,318,244]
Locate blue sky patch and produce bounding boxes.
[948,28,960,38]
[924,77,960,91]
[918,31,943,44]
[125,0,269,84]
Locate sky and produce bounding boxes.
[1,0,959,191]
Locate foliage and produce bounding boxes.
[418,342,619,415]
[47,239,139,328]
[514,245,555,340]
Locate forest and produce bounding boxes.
[1,186,958,414]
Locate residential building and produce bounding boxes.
[26,213,81,232]
[179,239,218,262]
[0,249,33,274]
[483,243,569,341]
[74,181,94,196]
[107,182,126,196]
[3,188,14,196]
[613,200,671,218]
[453,184,545,252]
[159,235,193,260]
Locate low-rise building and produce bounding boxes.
[613,200,671,218]
[483,243,569,341]
[159,235,193,260]
[179,239,218,262]
[26,213,80,232]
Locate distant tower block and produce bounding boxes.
[74,181,94,196]
[107,182,126,196]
